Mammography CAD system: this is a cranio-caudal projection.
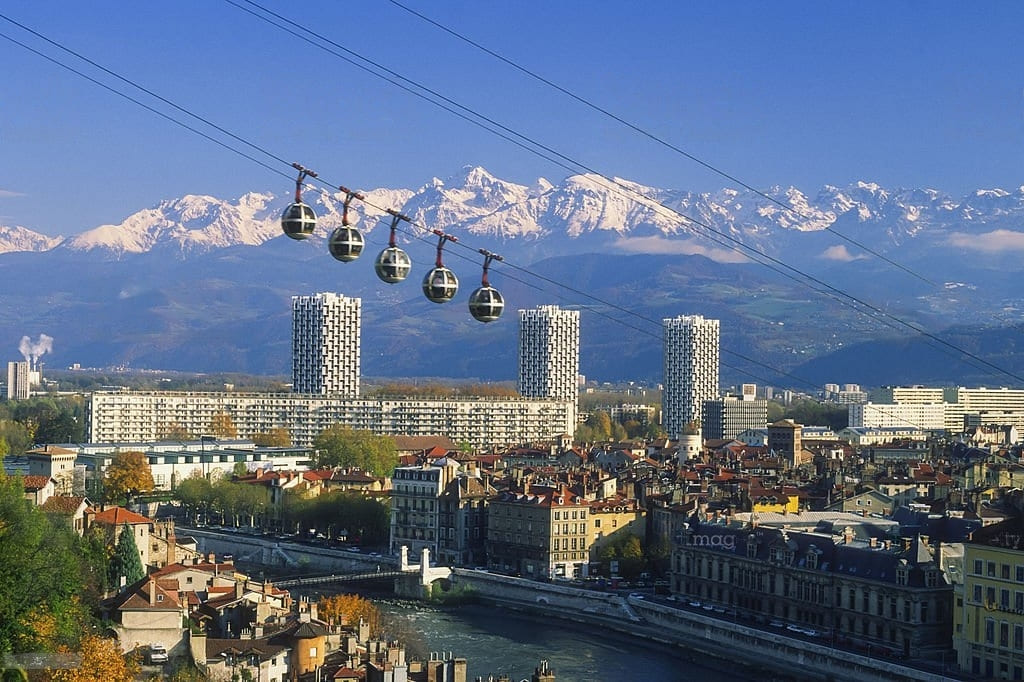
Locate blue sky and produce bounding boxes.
[1,1,1022,236]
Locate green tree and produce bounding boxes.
[35,411,83,444]
[102,451,155,504]
[108,523,145,590]
[175,475,214,524]
[312,426,398,477]
[0,474,100,654]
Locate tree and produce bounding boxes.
[102,451,155,504]
[252,428,291,447]
[312,426,398,477]
[209,412,238,438]
[175,475,214,525]
[48,634,139,682]
[108,524,145,590]
[318,594,381,635]
[34,411,83,444]
[0,474,100,655]
[157,421,193,441]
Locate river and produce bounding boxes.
[290,577,753,682]
[375,600,743,681]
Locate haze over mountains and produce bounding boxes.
[2,166,1022,389]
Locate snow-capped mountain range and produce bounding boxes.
[6,165,1024,264]
[2,166,1023,385]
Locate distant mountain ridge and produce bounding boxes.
[6,167,1024,265]
[1,167,1023,387]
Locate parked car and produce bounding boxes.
[148,643,168,664]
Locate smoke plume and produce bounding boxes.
[19,334,54,365]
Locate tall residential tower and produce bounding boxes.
[662,314,719,440]
[292,292,361,398]
[518,305,579,434]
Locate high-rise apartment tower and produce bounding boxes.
[663,314,720,440]
[292,292,361,398]
[518,305,579,433]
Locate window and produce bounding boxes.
[986,618,995,644]
[974,559,984,575]
[1005,564,1013,580]
[989,561,997,578]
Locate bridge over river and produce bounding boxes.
[182,526,451,597]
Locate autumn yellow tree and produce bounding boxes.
[318,594,381,635]
[252,427,291,447]
[102,451,155,503]
[208,412,238,438]
[48,634,139,682]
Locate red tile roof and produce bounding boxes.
[91,506,154,526]
[21,475,53,492]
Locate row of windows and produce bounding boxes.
[973,559,1024,582]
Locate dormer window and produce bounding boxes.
[747,540,757,559]
[807,551,819,570]
[769,547,782,563]
[896,567,909,586]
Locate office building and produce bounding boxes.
[662,315,719,440]
[518,305,579,431]
[7,361,30,400]
[292,292,360,398]
[703,395,768,440]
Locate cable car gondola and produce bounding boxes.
[468,249,504,322]
[328,186,365,262]
[375,209,412,283]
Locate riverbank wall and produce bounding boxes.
[449,569,958,682]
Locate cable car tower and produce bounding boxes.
[281,163,318,240]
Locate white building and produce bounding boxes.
[292,292,360,398]
[518,305,579,431]
[869,386,1024,432]
[848,402,947,430]
[7,361,30,400]
[662,314,719,439]
[86,391,573,452]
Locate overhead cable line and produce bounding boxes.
[0,13,1016,390]
[225,1,1016,383]
[384,0,936,288]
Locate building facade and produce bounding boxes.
[487,484,590,579]
[703,395,768,440]
[849,402,947,431]
[956,517,1024,679]
[292,292,361,398]
[672,520,953,658]
[662,315,719,440]
[6,360,30,400]
[389,460,459,558]
[86,391,573,451]
[518,305,579,432]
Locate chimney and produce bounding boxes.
[869,537,878,548]
[843,527,854,544]
[235,580,243,599]
[166,529,177,567]
[148,579,157,605]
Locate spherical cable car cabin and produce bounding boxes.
[423,231,459,304]
[468,250,504,322]
[328,187,365,262]
[375,209,412,283]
